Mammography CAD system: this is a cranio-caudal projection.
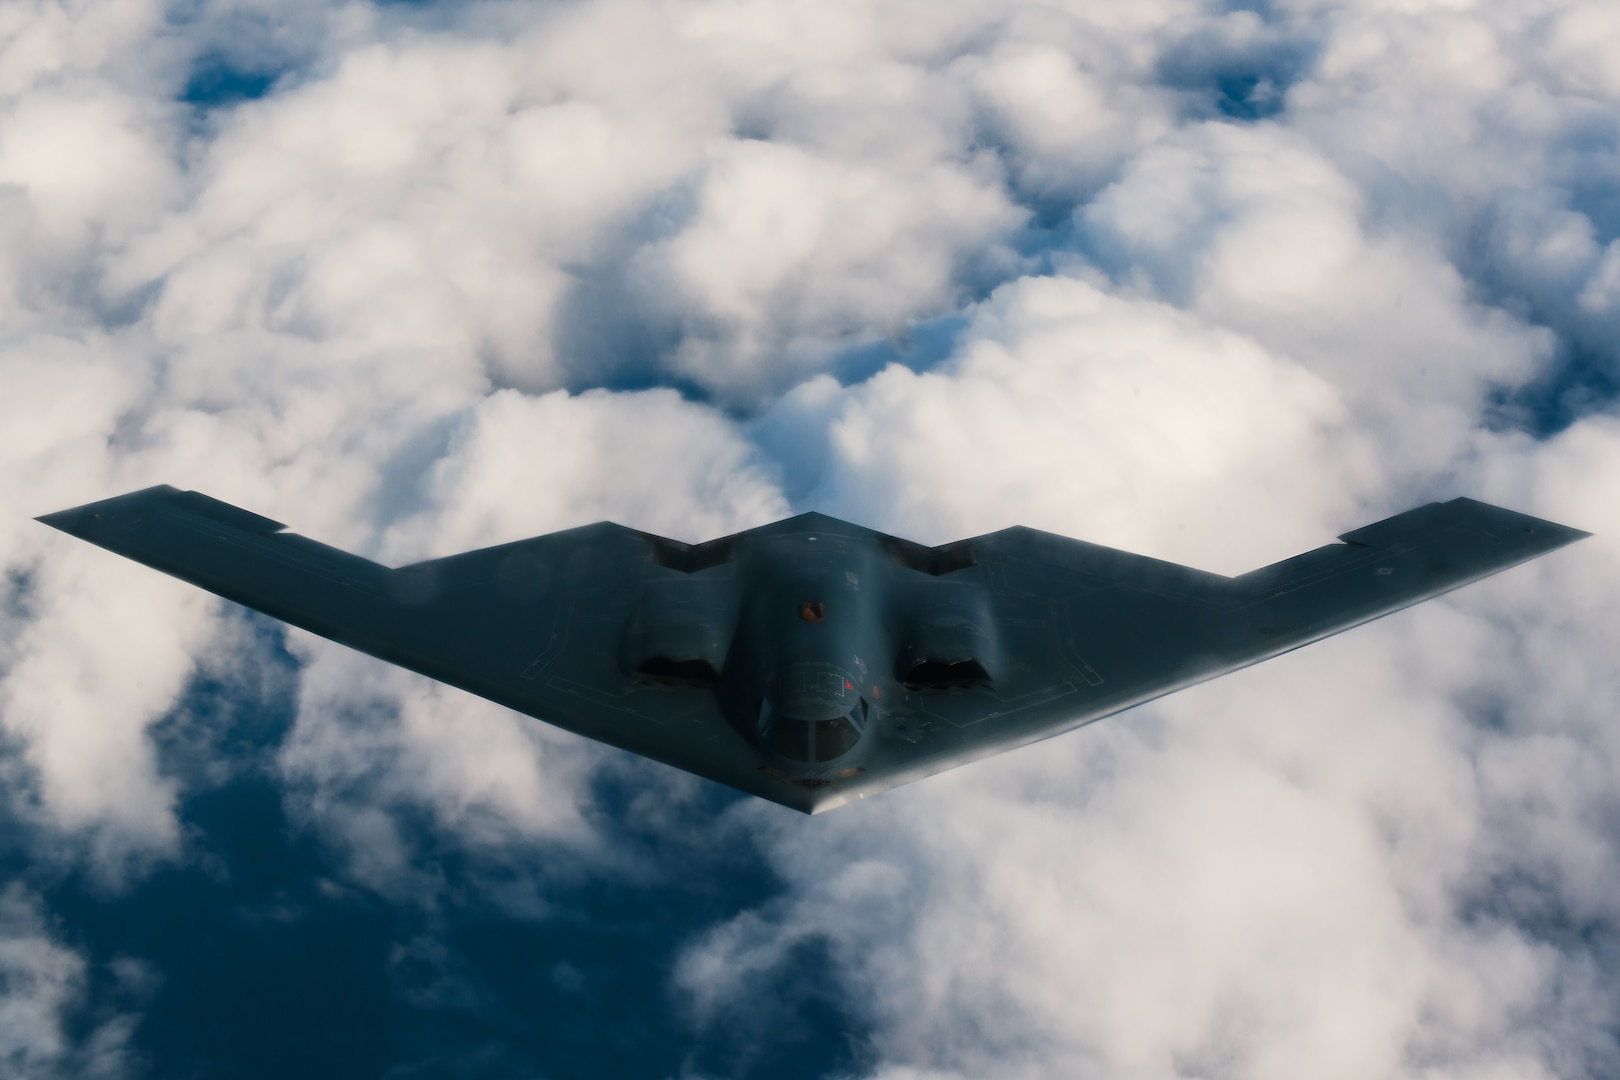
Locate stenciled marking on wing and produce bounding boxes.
[521,600,573,680]
[1058,605,1107,687]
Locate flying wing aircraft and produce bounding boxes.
[37,488,1587,813]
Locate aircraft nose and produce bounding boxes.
[772,663,858,721]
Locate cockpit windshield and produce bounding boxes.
[760,697,868,762]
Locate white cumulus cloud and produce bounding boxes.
[1,0,1618,1074]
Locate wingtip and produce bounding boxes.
[34,486,182,537]
[34,506,105,537]
[1527,519,1593,548]
[33,486,293,542]
[1353,498,1593,553]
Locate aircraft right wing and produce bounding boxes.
[835,498,1590,803]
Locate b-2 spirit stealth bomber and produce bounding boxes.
[38,487,1587,813]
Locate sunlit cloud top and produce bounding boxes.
[2,0,1618,1076]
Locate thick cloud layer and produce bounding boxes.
[2,0,1619,1076]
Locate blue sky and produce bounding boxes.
[3,0,1620,1077]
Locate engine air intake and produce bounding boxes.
[634,657,719,687]
[901,658,992,690]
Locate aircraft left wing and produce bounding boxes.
[35,486,816,810]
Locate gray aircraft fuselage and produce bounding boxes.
[722,532,887,776]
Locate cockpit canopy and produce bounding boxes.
[759,697,868,762]
[759,663,869,762]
